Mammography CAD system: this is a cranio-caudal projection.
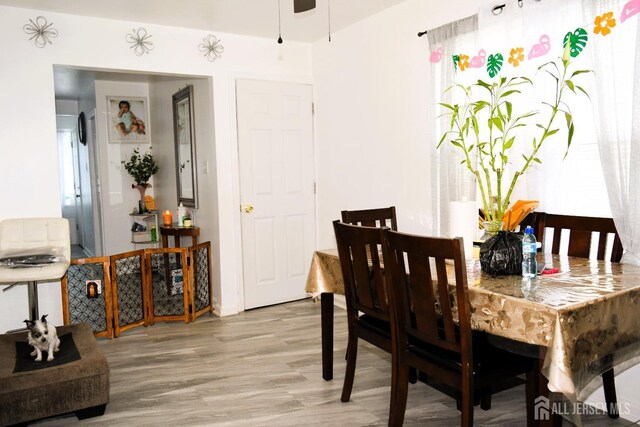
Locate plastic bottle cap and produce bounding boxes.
[525,226,534,234]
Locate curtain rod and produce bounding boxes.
[417,0,541,36]
[492,0,542,15]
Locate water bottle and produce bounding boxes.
[522,226,537,278]
[177,202,186,227]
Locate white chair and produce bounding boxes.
[0,218,70,321]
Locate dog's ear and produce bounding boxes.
[40,314,48,323]
[24,320,34,327]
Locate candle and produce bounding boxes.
[162,210,172,226]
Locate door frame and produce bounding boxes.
[88,109,105,257]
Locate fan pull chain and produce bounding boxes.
[277,0,283,43]
[328,0,332,41]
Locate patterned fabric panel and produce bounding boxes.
[65,263,107,333]
[192,245,211,312]
[149,252,186,317]
[114,255,144,327]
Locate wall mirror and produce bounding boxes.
[172,84,198,208]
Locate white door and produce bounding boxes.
[237,80,315,309]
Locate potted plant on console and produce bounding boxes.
[121,146,159,211]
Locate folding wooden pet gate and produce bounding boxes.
[61,242,213,338]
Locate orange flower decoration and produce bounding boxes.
[594,11,616,36]
[458,54,470,71]
[508,47,524,67]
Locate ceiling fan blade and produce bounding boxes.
[294,0,316,13]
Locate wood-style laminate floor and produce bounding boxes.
[35,299,639,426]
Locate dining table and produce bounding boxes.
[305,248,640,426]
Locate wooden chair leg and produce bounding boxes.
[389,345,399,426]
[409,367,417,384]
[480,390,492,410]
[461,373,474,427]
[389,364,410,427]
[602,368,619,419]
[341,333,358,402]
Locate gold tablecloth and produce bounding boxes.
[305,249,640,401]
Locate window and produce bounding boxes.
[428,0,631,240]
[57,130,76,207]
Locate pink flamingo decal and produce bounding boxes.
[469,49,486,68]
[430,47,443,63]
[528,34,551,60]
[621,0,640,23]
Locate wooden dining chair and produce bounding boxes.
[382,230,534,427]
[341,206,398,231]
[519,211,546,243]
[333,220,394,405]
[541,213,623,262]
[541,213,623,418]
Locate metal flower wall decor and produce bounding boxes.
[199,34,224,62]
[126,27,154,56]
[21,17,230,63]
[23,16,58,48]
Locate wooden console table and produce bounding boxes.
[159,225,200,248]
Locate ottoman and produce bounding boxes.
[0,323,109,426]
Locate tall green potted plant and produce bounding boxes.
[438,48,590,232]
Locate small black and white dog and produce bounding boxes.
[24,314,60,362]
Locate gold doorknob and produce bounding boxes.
[243,204,254,213]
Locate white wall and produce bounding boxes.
[0,5,312,329]
[311,0,480,249]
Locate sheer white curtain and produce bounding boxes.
[583,0,640,265]
[427,15,478,242]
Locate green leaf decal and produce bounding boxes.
[486,53,503,78]
[563,28,588,58]
[452,55,460,71]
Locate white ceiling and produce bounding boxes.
[0,0,408,43]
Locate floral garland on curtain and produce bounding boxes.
[429,0,638,77]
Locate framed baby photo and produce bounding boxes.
[107,96,150,143]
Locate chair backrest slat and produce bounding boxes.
[341,206,398,231]
[405,252,439,340]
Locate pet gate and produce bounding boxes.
[61,242,213,338]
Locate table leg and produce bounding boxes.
[175,236,182,268]
[161,233,171,294]
[321,292,334,381]
[527,348,563,427]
